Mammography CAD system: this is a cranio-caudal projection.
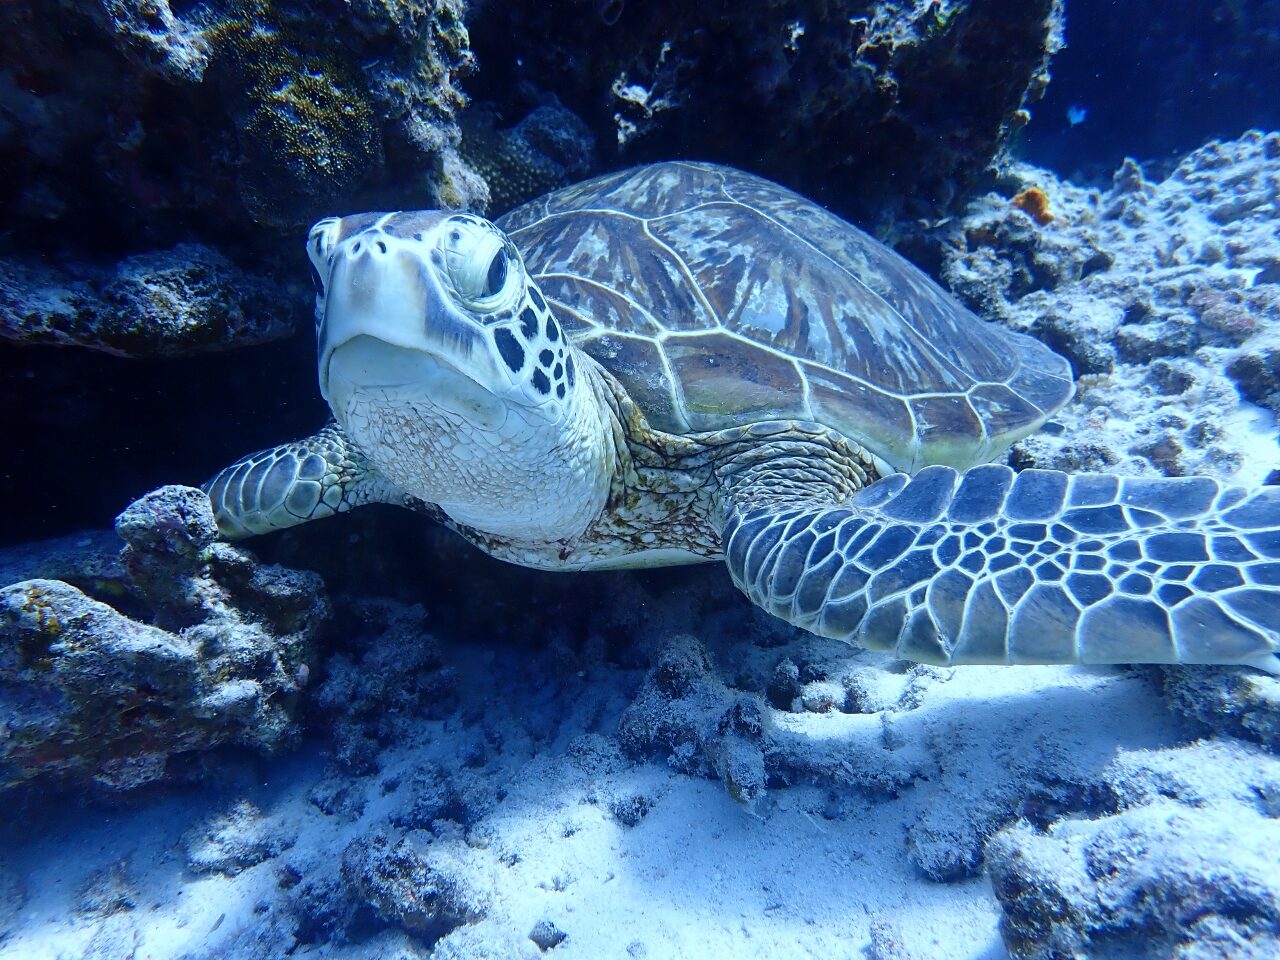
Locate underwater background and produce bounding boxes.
[1,2,1279,958]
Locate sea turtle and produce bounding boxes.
[204,162,1280,671]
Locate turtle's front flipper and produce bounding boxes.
[718,464,1280,672]
[203,422,403,539]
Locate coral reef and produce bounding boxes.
[0,244,304,356]
[988,739,1280,959]
[0,5,1277,957]
[344,0,473,156]
[0,485,328,791]
[938,130,1280,482]
[469,0,1065,226]
[460,102,597,215]
[2,529,1277,957]
[0,0,482,246]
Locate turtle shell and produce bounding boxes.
[498,162,1073,471]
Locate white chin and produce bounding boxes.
[326,335,507,430]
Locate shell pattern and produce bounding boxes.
[499,161,1074,472]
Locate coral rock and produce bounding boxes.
[940,131,1280,482]
[0,485,328,792]
[988,799,1280,959]
[461,102,597,215]
[470,0,1065,225]
[341,831,488,940]
[618,635,768,805]
[1161,666,1280,751]
[0,245,303,357]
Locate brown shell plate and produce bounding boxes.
[498,162,1074,471]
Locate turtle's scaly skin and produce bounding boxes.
[202,163,1280,671]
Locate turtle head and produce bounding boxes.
[306,210,610,544]
[310,211,578,426]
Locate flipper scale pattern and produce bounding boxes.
[202,423,396,539]
[722,465,1280,671]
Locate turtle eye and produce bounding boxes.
[308,261,326,299]
[440,218,522,311]
[306,217,339,301]
[484,248,508,298]
[308,217,341,259]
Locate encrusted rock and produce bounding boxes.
[0,485,328,791]
[618,635,768,806]
[77,862,137,918]
[314,599,458,774]
[1160,666,1280,751]
[939,131,1280,483]
[470,0,1064,226]
[0,246,303,357]
[605,789,655,827]
[341,831,488,940]
[389,765,466,831]
[184,800,297,876]
[0,530,135,607]
[988,799,1280,959]
[461,102,596,215]
[0,0,481,241]
[528,919,567,952]
[309,773,370,823]
[282,860,360,945]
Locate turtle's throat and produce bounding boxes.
[330,343,617,544]
[326,335,508,430]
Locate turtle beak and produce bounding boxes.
[318,243,432,399]
[317,231,488,395]
[316,218,514,429]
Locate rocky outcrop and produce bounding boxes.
[0,0,480,244]
[0,485,328,791]
[938,131,1280,482]
[987,740,1280,959]
[0,244,302,356]
[468,0,1065,227]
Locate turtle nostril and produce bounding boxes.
[352,242,363,254]
[375,240,387,254]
